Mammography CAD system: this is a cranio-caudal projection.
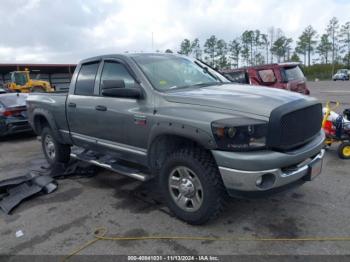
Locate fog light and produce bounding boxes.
[256,177,263,186]
[256,173,276,189]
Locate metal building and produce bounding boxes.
[0,63,76,91]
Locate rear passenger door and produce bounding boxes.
[66,61,101,146]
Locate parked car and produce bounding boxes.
[0,86,7,94]
[221,63,310,95]
[0,93,32,137]
[332,69,349,81]
[27,53,325,224]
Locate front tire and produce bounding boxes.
[159,147,226,225]
[338,142,350,159]
[41,127,70,165]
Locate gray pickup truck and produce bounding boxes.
[27,53,325,224]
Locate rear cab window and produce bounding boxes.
[224,71,248,84]
[283,66,305,81]
[75,62,100,95]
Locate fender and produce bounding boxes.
[31,108,67,144]
[147,120,216,151]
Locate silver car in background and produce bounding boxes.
[333,69,350,81]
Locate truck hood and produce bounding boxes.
[163,83,312,117]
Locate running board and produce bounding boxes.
[70,152,151,182]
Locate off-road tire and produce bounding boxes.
[41,127,70,165]
[31,86,45,93]
[159,147,227,225]
[338,142,350,159]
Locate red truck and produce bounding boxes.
[221,62,310,95]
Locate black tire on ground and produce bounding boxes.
[31,86,45,92]
[337,142,350,159]
[41,127,70,165]
[159,147,227,225]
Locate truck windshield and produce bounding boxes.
[284,66,305,81]
[133,55,221,91]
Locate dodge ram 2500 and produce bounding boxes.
[27,53,325,224]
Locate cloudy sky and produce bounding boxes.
[1,0,350,63]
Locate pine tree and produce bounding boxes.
[228,39,241,68]
[340,22,350,68]
[204,35,218,67]
[179,39,192,55]
[316,34,332,64]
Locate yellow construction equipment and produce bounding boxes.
[5,69,54,93]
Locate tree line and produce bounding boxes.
[174,17,350,74]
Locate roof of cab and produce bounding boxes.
[79,53,185,64]
[221,62,301,73]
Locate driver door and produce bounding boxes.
[92,60,151,160]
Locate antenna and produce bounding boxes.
[151,32,154,52]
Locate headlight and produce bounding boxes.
[211,118,268,151]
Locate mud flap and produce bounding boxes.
[0,174,57,214]
[0,173,37,188]
[0,160,96,214]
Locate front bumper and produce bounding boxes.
[212,131,326,194]
[218,149,324,193]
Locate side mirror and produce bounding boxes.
[103,79,125,89]
[102,80,142,99]
[102,88,142,98]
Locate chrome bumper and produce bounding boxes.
[219,149,325,192]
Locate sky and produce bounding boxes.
[1,0,350,63]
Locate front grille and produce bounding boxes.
[267,101,322,151]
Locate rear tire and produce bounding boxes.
[338,142,350,159]
[159,147,226,225]
[41,127,70,165]
[31,86,45,93]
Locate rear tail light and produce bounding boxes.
[1,108,26,117]
[286,82,291,90]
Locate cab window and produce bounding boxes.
[258,69,276,83]
[12,72,28,85]
[75,62,99,96]
[100,61,136,91]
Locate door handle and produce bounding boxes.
[68,102,76,108]
[95,105,107,111]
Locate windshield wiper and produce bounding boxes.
[167,82,220,91]
[195,61,221,81]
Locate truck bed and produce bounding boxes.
[26,92,70,142]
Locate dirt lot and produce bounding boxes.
[0,80,350,258]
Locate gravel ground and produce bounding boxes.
[0,81,349,259]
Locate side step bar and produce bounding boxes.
[70,152,151,182]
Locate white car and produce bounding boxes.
[333,69,349,81]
